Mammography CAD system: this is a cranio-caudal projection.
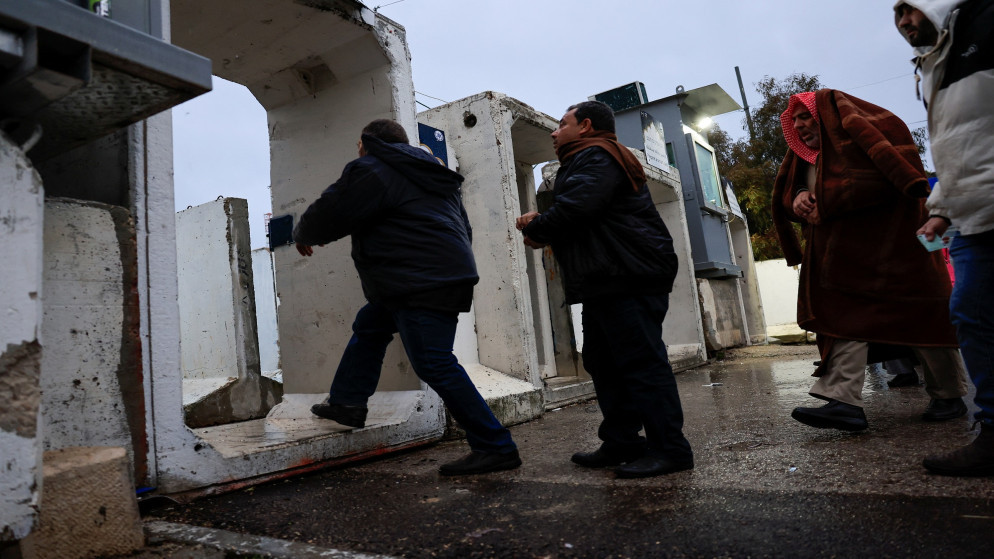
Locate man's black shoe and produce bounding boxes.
[439,449,522,476]
[922,397,968,422]
[614,456,693,479]
[310,402,368,428]
[791,400,868,431]
[923,422,994,476]
[571,448,643,468]
[887,372,920,388]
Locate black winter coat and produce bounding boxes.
[293,135,478,303]
[522,146,678,304]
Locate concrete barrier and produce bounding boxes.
[176,198,282,428]
[21,447,143,559]
[0,133,44,545]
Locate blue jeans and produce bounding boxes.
[581,294,693,463]
[328,302,516,453]
[949,230,994,424]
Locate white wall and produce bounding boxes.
[755,259,801,329]
[252,248,280,376]
[0,133,45,542]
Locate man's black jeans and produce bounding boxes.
[581,293,693,463]
[327,302,516,454]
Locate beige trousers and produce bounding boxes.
[810,339,969,407]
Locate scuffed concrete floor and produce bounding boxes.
[138,344,994,558]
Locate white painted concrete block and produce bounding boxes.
[177,199,250,382]
[40,200,135,465]
[755,259,801,328]
[0,132,44,542]
[176,198,280,427]
[21,446,143,559]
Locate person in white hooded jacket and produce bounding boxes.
[895,0,994,476]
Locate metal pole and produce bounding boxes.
[735,66,755,142]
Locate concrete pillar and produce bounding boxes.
[176,198,282,428]
[419,92,552,419]
[729,217,767,345]
[698,278,747,351]
[40,200,141,466]
[151,2,453,493]
[0,133,44,545]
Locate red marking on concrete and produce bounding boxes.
[163,438,437,502]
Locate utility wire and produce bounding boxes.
[415,90,449,104]
[373,0,408,12]
[843,72,913,91]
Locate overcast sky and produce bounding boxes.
[172,0,925,249]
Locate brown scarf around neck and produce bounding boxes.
[556,130,646,192]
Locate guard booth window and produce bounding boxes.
[695,141,724,210]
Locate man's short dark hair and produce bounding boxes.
[567,101,616,133]
[362,119,409,143]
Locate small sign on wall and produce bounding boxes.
[418,123,448,167]
[640,110,674,175]
[268,215,294,250]
[724,178,743,218]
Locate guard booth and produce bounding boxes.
[595,82,766,348]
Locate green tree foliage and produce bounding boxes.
[911,125,933,175]
[710,73,822,261]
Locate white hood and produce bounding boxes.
[893,0,961,55]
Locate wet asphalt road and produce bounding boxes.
[144,345,994,558]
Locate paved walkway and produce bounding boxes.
[133,345,993,558]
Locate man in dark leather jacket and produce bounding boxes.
[516,101,693,478]
[294,119,520,476]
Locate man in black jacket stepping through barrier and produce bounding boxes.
[294,119,520,476]
[517,101,693,478]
